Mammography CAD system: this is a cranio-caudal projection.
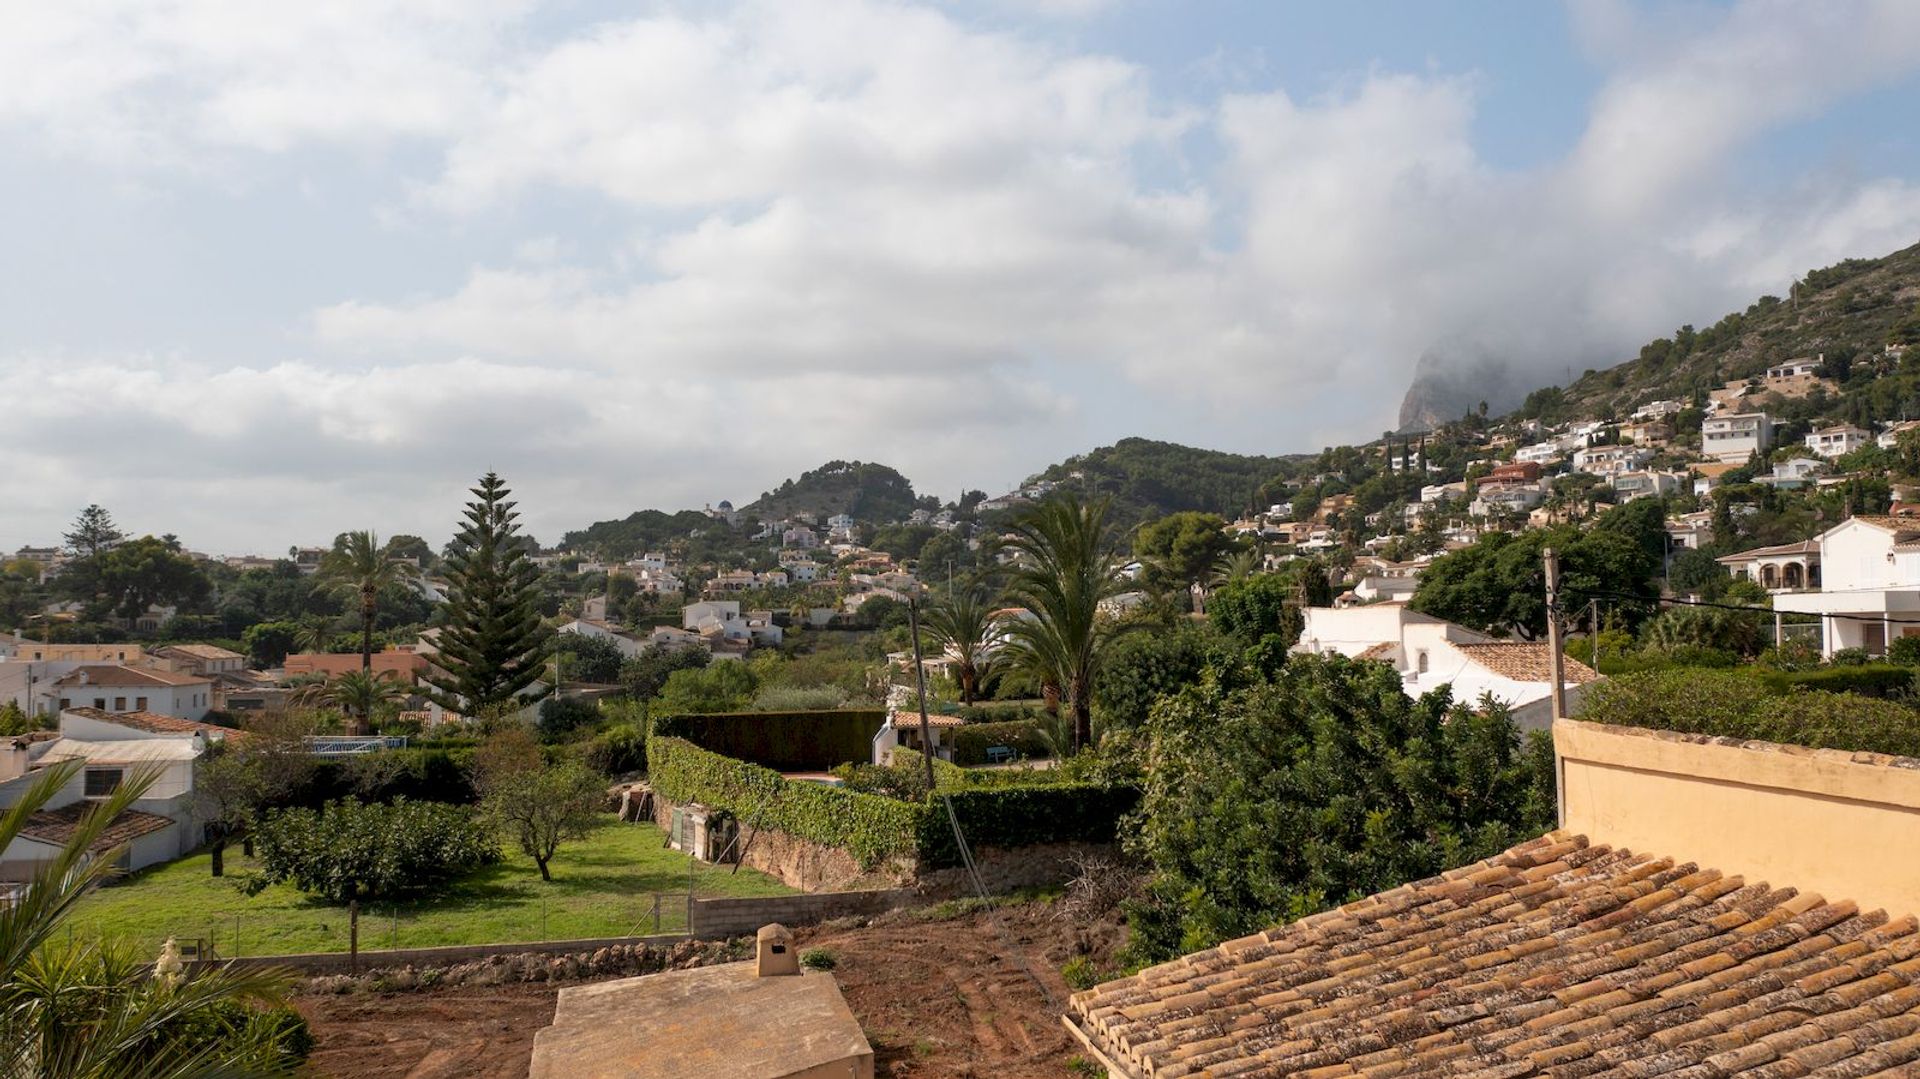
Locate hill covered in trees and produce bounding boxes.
[1521,239,1920,427]
[742,460,919,523]
[1033,438,1305,528]
[559,509,721,559]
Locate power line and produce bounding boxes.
[1559,585,1920,627]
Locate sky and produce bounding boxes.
[4,0,1920,555]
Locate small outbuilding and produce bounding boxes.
[529,923,874,1079]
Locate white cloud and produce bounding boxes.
[3,0,1920,550]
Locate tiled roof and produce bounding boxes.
[61,707,239,738]
[1716,539,1821,562]
[1067,831,1920,1078]
[1454,642,1601,685]
[15,804,176,854]
[1847,515,1920,539]
[1355,642,1398,662]
[151,643,244,661]
[50,664,208,688]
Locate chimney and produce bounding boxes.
[755,923,799,978]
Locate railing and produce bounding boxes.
[302,735,409,756]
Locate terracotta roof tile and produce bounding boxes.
[1453,643,1601,685]
[62,707,242,739]
[1066,832,1920,1077]
[15,803,176,854]
[1356,642,1398,662]
[49,664,209,688]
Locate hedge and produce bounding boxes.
[1577,668,1920,757]
[1758,665,1917,699]
[647,736,921,867]
[653,709,886,770]
[949,720,1048,766]
[290,747,479,807]
[649,735,1139,870]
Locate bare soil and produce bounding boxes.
[296,900,1124,1079]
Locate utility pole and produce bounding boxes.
[1589,597,1600,670]
[1544,547,1568,722]
[906,598,936,793]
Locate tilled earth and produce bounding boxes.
[296,900,1124,1079]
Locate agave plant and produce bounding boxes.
[0,762,301,1077]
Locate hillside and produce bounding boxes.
[1523,239,1920,426]
[559,508,719,558]
[1032,437,1305,528]
[742,460,918,523]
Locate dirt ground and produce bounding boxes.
[296,900,1124,1079]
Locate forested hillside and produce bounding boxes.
[1033,438,1305,528]
[743,460,919,523]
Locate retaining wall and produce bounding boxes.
[190,932,691,975]
[687,889,914,939]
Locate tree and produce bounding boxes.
[554,632,624,684]
[656,661,758,714]
[84,535,212,620]
[1208,561,1332,671]
[1134,511,1239,611]
[319,531,418,733]
[1001,495,1132,749]
[0,760,304,1076]
[422,474,551,717]
[242,621,300,667]
[196,713,319,877]
[1125,656,1555,962]
[290,669,405,724]
[920,580,1003,705]
[483,761,605,882]
[618,645,710,700]
[62,503,123,560]
[1410,527,1659,639]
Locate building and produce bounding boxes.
[530,924,873,1079]
[1630,398,1684,420]
[1293,606,1598,732]
[1701,411,1774,463]
[146,643,247,678]
[1065,718,1920,1077]
[1878,419,1920,450]
[1717,539,1821,592]
[1469,482,1545,518]
[1571,445,1651,476]
[1618,419,1672,446]
[1755,456,1828,490]
[1772,515,1920,657]
[1805,423,1871,458]
[557,618,646,660]
[46,665,213,721]
[1610,469,1685,501]
[281,648,430,684]
[0,638,141,664]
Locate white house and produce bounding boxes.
[1805,424,1871,459]
[1755,457,1828,490]
[786,560,821,583]
[1572,446,1652,476]
[1420,482,1468,505]
[1716,540,1820,593]
[45,665,213,722]
[1514,442,1565,466]
[1292,607,1599,732]
[1632,399,1684,420]
[1611,470,1686,501]
[558,618,646,660]
[1773,516,1920,657]
[1878,420,1920,450]
[1469,483,1545,518]
[782,528,820,550]
[1701,412,1774,463]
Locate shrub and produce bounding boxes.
[1575,669,1778,734]
[537,696,601,742]
[799,947,838,971]
[1831,647,1873,667]
[1060,956,1100,991]
[1577,669,1920,757]
[1889,636,1920,667]
[655,710,887,770]
[584,722,647,776]
[949,720,1048,765]
[254,797,500,902]
[1759,664,1917,699]
[916,784,1140,868]
[752,685,851,711]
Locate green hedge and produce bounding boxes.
[950,720,1048,765]
[647,736,920,867]
[291,747,479,807]
[649,735,1139,870]
[654,710,886,770]
[1758,665,1917,699]
[915,784,1142,869]
[1578,668,1920,757]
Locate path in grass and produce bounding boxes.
[66,816,794,958]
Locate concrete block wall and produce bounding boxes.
[689,890,913,940]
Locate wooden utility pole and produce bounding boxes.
[906,598,936,793]
[1544,547,1568,722]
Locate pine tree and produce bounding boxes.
[62,504,124,559]
[422,473,550,717]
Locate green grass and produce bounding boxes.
[67,816,794,958]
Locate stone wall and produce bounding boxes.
[688,890,913,939]
[192,932,691,976]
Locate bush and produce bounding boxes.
[799,947,838,971]
[752,685,850,711]
[1575,669,1778,734]
[254,797,501,902]
[291,747,478,806]
[949,720,1049,765]
[538,696,602,742]
[915,784,1140,869]
[1578,669,1920,756]
[1889,636,1920,667]
[1060,956,1100,991]
[584,722,647,776]
[1831,647,1873,667]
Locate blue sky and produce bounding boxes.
[2,0,1918,553]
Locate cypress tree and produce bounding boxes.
[423,473,550,716]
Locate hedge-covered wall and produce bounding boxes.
[654,709,886,770]
[649,735,1139,871]
[949,720,1048,765]
[1577,668,1920,757]
[647,735,920,867]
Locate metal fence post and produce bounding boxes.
[349,900,359,975]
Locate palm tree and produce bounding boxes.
[920,581,1003,705]
[291,613,336,656]
[1000,495,1131,751]
[0,761,299,1076]
[319,532,417,734]
[290,669,405,724]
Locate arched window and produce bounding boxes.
[1784,563,1803,589]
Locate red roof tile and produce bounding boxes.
[15,804,176,854]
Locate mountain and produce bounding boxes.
[1527,240,1920,424]
[1397,338,1530,433]
[742,460,918,523]
[560,508,719,558]
[1031,437,1306,529]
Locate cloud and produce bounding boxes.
[3,0,1920,550]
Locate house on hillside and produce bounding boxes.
[146,643,247,678]
[1701,411,1774,463]
[558,618,646,660]
[1772,515,1920,658]
[1717,539,1821,593]
[1065,718,1920,1077]
[1611,469,1686,501]
[1292,606,1598,732]
[282,648,429,685]
[1805,423,1871,459]
[1878,419,1920,449]
[1755,456,1828,490]
[1618,419,1672,446]
[1571,445,1651,476]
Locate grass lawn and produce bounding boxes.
[66,815,794,958]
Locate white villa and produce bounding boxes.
[1772,516,1920,657]
[1702,412,1774,463]
[1805,424,1871,459]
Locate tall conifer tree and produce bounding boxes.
[423,473,550,716]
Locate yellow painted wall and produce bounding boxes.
[1556,719,1920,916]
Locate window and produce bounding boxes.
[92,698,106,710]
[135,696,147,710]
[58,698,70,710]
[1416,650,1430,674]
[84,768,123,798]
[113,697,126,711]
